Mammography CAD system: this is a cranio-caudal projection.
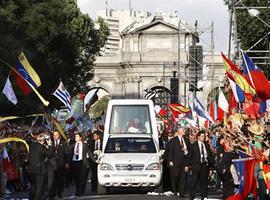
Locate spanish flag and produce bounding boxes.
[168,103,191,119]
[221,52,255,96]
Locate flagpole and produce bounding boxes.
[0,57,49,106]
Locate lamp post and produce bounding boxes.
[247,9,270,29]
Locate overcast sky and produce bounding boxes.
[77,0,229,53]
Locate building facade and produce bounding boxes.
[91,12,225,108]
[96,9,151,55]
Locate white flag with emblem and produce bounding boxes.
[2,77,18,105]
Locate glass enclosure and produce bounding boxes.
[109,105,152,134]
[105,137,156,153]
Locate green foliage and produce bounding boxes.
[0,0,109,115]
[235,0,270,51]
[224,0,270,75]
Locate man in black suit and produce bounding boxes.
[188,130,214,200]
[88,130,102,192]
[168,126,190,197]
[28,133,54,200]
[71,132,96,196]
[49,131,70,199]
[161,130,177,193]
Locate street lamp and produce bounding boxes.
[247,8,270,28]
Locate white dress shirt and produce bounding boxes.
[198,141,208,163]
[73,141,83,161]
[178,136,188,155]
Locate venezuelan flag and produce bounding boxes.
[221,52,255,96]
[13,52,41,95]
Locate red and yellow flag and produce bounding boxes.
[221,52,256,96]
[168,103,191,119]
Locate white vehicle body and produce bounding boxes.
[97,99,162,194]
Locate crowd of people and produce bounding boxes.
[0,110,270,200]
[159,111,270,200]
[0,122,103,200]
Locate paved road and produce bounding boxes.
[4,188,222,200]
[4,181,222,200]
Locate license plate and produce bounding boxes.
[124,178,136,182]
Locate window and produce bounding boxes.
[109,105,152,134]
[105,137,156,153]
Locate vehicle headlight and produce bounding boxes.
[145,163,160,170]
[99,163,114,170]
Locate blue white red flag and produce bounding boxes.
[227,73,245,103]
[227,157,257,200]
[194,98,215,124]
[242,51,270,100]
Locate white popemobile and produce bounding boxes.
[97,99,162,195]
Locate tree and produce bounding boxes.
[0,0,109,115]
[225,0,270,70]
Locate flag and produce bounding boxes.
[169,103,191,119]
[259,100,266,114]
[218,90,228,112]
[53,81,71,112]
[243,101,259,119]
[213,98,218,120]
[13,52,41,95]
[242,51,270,100]
[144,89,157,100]
[209,98,215,122]
[194,98,215,124]
[261,162,270,190]
[221,52,255,96]
[227,73,245,103]
[216,90,228,122]
[227,158,257,200]
[2,77,17,105]
[228,90,238,115]
[84,88,99,112]
[154,105,167,117]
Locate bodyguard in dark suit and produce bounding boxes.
[188,130,214,200]
[71,133,96,196]
[161,131,176,192]
[28,133,54,200]
[168,126,190,197]
[88,130,102,192]
[50,131,70,199]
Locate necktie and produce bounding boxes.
[180,137,183,147]
[75,143,80,155]
[55,140,59,149]
[95,141,99,150]
[201,143,205,163]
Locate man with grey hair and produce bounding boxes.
[168,125,190,197]
[28,133,54,200]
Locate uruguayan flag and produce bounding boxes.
[53,81,71,112]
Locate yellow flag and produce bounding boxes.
[19,52,41,87]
